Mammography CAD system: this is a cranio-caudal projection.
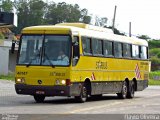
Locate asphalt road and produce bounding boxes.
[0,80,160,120]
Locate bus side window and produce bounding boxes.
[123,43,131,58]
[103,40,113,57]
[82,37,92,55]
[114,42,122,58]
[132,45,140,59]
[92,38,103,56]
[140,46,147,59]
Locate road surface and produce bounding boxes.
[0,80,160,120]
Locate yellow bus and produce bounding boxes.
[12,23,149,103]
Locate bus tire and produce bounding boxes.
[75,85,87,103]
[34,95,45,103]
[117,81,128,99]
[127,81,135,98]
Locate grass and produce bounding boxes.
[148,71,160,85]
[149,79,160,85]
[0,74,15,81]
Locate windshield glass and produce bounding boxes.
[42,35,71,66]
[18,35,43,65]
[18,35,71,66]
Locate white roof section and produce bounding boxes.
[23,23,148,46]
[56,23,148,46]
[56,23,114,34]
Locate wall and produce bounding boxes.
[9,50,17,73]
[0,46,9,75]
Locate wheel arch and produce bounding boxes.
[125,78,129,87]
[132,78,137,91]
[84,78,91,96]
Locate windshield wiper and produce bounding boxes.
[26,59,33,67]
[44,53,55,68]
[43,46,55,68]
[26,49,41,67]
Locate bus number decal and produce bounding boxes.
[96,61,108,69]
[50,72,65,76]
[17,72,28,75]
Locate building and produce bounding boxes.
[0,12,18,75]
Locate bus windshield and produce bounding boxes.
[18,35,71,66]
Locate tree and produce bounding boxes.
[44,1,57,24]
[80,8,91,24]
[100,17,108,26]
[149,40,160,49]
[106,26,125,36]
[148,40,160,71]
[45,2,89,25]
[138,35,150,40]
[28,0,47,25]
[67,4,81,22]
[13,0,29,34]
[13,0,46,34]
[0,0,13,12]
[89,15,108,27]
[6,1,91,33]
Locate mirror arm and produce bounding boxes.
[11,40,19,54]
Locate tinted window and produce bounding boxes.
[123,43,131,58]
[42,35,71,66]
[132,45,139,58]
[103,41,113,57]
[18,35,43,65]
[18,35,71,66]
[114,42,122,58]
[140,46,147,59]
[92,39,103,55]
[82,37,92,55]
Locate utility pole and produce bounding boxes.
[129,22,131,37]
[112,5,117,32]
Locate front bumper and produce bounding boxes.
[15,84,70,96]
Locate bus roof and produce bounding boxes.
[56,23,114,34]
[22,23,148,46]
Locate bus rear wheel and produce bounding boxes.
[75,85,87,103]
[117,81,128,99]
[34,95,45,103]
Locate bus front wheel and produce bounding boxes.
[34,95,45,103]
[75,85,87,103]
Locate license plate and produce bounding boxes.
[36,91,45,94]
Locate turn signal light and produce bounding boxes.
[66,79,71,86]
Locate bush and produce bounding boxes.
[0,32,4,39]
[149,40,160,49]
[149,48,160,56]
[149,71,160,80]
[150,57,160,71]
[157,52,160,58]
[0,74,14,80]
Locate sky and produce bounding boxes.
[46,0,160,39]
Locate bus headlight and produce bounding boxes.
[55,79,71,85]
[61,80,66,85]
[16,78,25,83]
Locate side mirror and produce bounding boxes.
[11,40,15,54]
